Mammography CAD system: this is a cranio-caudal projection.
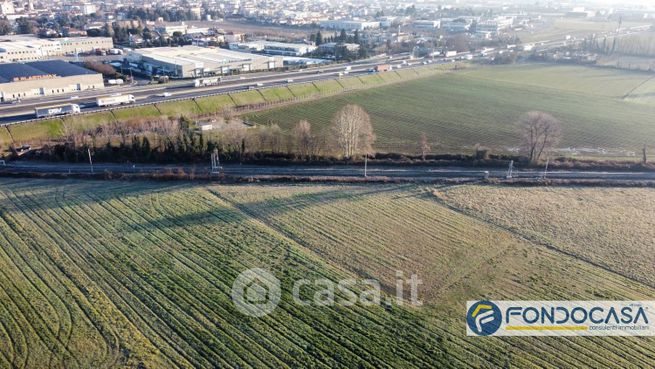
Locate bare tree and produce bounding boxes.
[268,124,283,153]
[222,119,248,154]
[293,120,313,158]
[331,104,376,158]
[520,111,562,164]
[418,132,430,160]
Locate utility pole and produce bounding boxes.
[542,157,549,179]
[88,148,94,174]
[364,154,368,178]
[211,148,222,175]
[506,160,513,179]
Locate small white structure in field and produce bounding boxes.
[199,123,214,131]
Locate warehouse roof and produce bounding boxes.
[0,63,50,83]
[0,60,96,83]
[130,46,276,67]
[28,60,98,77]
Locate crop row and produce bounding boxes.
[215,183,655,368]
[0,179,455,368]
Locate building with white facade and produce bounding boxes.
[0,35,113,63]
[0,0,14,15]
[412,20,441,29]
[229,41,316,56]
[0,60,104,102]
[126,46,284,78]
[319,20,380,31]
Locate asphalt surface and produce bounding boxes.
[2,161,655,181]
[1,25,648,124]
[0,54,418,124]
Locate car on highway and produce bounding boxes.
[157,92,172,97]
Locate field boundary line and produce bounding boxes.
[96,193,297,368]
[202,189,433,368]
[622,74,655,100]
[207,186,464,369]
[431,189,655,291]
[124,187,410,369]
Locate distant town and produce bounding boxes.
[2,2,655,368]
[0,0,653,116]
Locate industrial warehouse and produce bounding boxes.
[0,60,104,102]
[125,46,285,78]
[0,35,114,63]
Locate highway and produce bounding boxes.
[0,54,419,124]
[1,23,650,125]
[2,161,655,182]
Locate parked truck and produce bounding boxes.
[374,64,392,72]
[35,104,81,118]
[107,78,124,85]
[96,94,136,107]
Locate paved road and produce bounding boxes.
[0,54,417,123]
[2,24,649,124]
[2,161,655,181]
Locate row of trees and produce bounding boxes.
[119,6,201,23]
[45,105,376,163]
[0,14,97,37]
[310,29,361,46]
[40,104,561,165]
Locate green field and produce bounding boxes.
[513,19,650,43]
[0,65,454,151]
[312,79,343,93]
[0,127,12,147]
[357,74,385,86]
[248,64,655,155]
[112,105,163,121]
[7,119,63,144]
[259,86,294,103]
[435,186,655,287]
[1,179,655,368]
[156,100,202,118]
[195,94,236,115]
[336,76,364,89]
[287,83,321,98]
[229,90,267,106]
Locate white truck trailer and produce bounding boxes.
[96,94,136,107]
[194,77,222,87]
[35,104,81,118]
